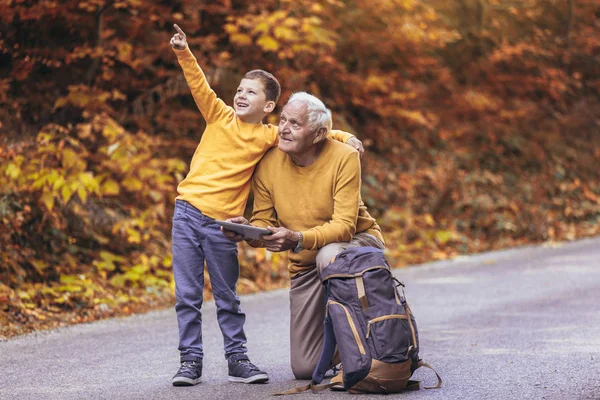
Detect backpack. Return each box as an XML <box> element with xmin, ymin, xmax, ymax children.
<box><xmin>275</xmin><ymin>246</ymin><xmax>441</xmax><ymax>395</ymax></box>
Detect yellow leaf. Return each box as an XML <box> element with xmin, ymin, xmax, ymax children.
<box><xmin>101</xmin><ymin>179</ymin><xmax>120</xmax><ymax>196</ymax></box>
<box><xmin>122</xmin><ymin>176</ymin><xmax>144</xmax><ymax>191</ymax></box>
<box><xmin>53</xmin><ymin>96</ymin><xmax>68</xmax><ymax>111</ymax></box>
<box><xmin>52</xmin><ymin>175</ymin><xmax>65</xmax><ymax>190</ymax></box>
<box><xmin>230</xmin><ymin>33</ymin><xmax>253</xmax><ymax>46</ymax></box>
<box><xmin>257</xmin><ymin>35</ymin><xmax>279</xmax><ymax>51</ymax></box>
<box><xmin>365</xmin><ymin>75</ymin><xmax>388</xmax><ymax>93</ymax></box>
<box><xmin>424</xmin><ymin>214</ymin><xmax>435</xmax><ymax>226</ymax></box>
<box><xmin>396</xmin><ymin>109</ymin><xmax>430</xmax><ymax>127</ymax></box>
<box><xmin>5</xmin><ymin>163</ymin><xmax>20</xmax><ymax>179</ymax></box>
<box><xmin>79</xmin><ymin>172</ymin><xmax>98</xmax><ymax>192</ymax></box>
<box><xmin>223</xmin><ymin>23</ymin><xmax>238</xmax><ymax>35</ymax></box>
<box><xmin>62</xmin><ymin>148</ymin><xmax>79</xmax><ymax>169</ymax></box>
<box><xmin>77</xmin><ymin>187</ymin><xmax>88</xmax><ymax>204</ymax></box>
<box><xmin>127</xmin><ymin>228</ymin><xmax>141</xmax><ymax>244</ymax></box>
<box><xmin>41</xmin><ymin>191</ymin><xmax>54</xmax><ymax>211</ymax></box>
<box><xmin>30</xmin><ymin>260</ymin><xmax>48</xmax><ymax>274</ymax></box>
<box><xmin>253</xmin><ymin>21</ymin><xmax>270</xmax><ymax>34</ymax></box>
<box><xmin>18</xmin><ymin>290</ymin><xmax>31</xmax><ymax>300</ymax></box>
<box><xmin>62</xmin><ymin>185</ymin><xmax>75</xmax><ymax>203</ymax></box>
<box><xmin>273</xmin><ymin>26</ymin><xmax>295</xmax><ymax>41</ymax></box>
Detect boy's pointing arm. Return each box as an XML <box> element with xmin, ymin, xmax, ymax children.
<box><xmin>170</xmin><ymin>24</ymin><xmax>232</xmax><ymax>123</ymax></box>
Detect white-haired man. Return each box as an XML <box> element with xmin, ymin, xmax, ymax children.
<box><xmin>224</xmin><ymin>92</ymin><xmax>385</xmax><ymax>379</ymax></box>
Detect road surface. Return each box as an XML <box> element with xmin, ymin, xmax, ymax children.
<box><xmin>1</xmin><ymin>237</ymin><xmax>599</xmax><ymax>399</ymax></box>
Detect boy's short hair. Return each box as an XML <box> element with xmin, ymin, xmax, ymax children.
<box><xmin>244</xmin><ymin>70</ymin><xmax>281</xmax><ymax>104</ymax></box>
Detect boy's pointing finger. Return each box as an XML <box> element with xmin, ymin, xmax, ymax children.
<box><xmin>174</xmin><ymin>24</ymin><xmax>185</xmax><ymax>37</ymax></box>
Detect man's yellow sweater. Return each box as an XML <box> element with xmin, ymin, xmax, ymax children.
<box><xmin>250</xmin><ymin>139</ymin><xmax>384</xmax><ymax>275</ymax></box>
<box><xmin>173</xmin><ymin>47</ymin><xmax>354</xmax><ymax>220</ymax></box>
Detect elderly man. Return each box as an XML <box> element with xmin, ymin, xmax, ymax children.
<box><xmin>224</xmin><ymin>92</ymin><xmax>385</xmax><ymax>379</ymax></box>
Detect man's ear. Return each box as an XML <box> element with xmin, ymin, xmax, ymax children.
<box><xmin>313</xmin><ymin>127</ymin><xmax>328</xmax><ymax>144</ymax></box>
<box><xmin>263</xmin><ymin>101</ymin><xmax>276</xmax><ymax>113</ymax></box>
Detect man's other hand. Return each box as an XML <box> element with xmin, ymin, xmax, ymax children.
<box><xmin>347</xmin><ymin>137</ymin><xmax>364</xmax><ymax>157</ymax></box>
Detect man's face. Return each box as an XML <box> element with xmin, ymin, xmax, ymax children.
<box><xmin>234</xmin><ymin>79</ymin><xmax>273</xmax><ymax>122</ymax></box>
<box><xmin>278</xmin><ymin>101</ymin><xmax>320</xmax><ymax>155</ymax></box>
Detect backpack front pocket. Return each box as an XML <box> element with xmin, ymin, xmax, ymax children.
<box><xmin>365</xmin><ymin>314</ymin><xmax>411</xmax><ymax>363</ymax></box>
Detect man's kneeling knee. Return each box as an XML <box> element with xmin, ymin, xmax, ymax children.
<box><xmin>291</xmin><ymin>363</ymin><xmax>315</xmax><ymax>380</ymax></box>
<box><xmin>316</xmin><ymin>242</ymin><xmax>345</xmax><ymax>273</ymax></box>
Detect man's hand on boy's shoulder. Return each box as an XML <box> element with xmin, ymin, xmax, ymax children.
<box><xmin>347</xmin><ymin>137</ymin><xmax>364</xmax><ymax>157</ymax></box>
<box><xmin>170</xmin><ymin>24</ymin><xmax>187</xmax><ymax>50</ymax></box>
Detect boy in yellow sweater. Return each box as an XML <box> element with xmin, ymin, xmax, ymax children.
<box><xmin>168</xmin><ymin>25</ymin><xmax>361</xmax><ymax>386</ymax></box>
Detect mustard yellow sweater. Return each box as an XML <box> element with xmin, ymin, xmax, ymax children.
<box><xmin>173</xmin><ymin>47</ymin><xmax>354</xmax><ymax>220</ymax></box>
<box><xmin>250</xmin><ymin>139</ymin><xmax>384</xmax><ymax>275</ymax></box>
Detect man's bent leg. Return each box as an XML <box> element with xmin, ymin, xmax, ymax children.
<box><xmin>316</xmin><ymin>232</ymin><xmax>385</xmax><ymax>274</ymax></box>
<box><xmin>289</xmin><ymin>267</ymin><xmax>325</xmax><ymax>379</ymax></box>
<box><xmin>315</xmin><ymin>242</ymin><xmax>346</xmax><ymax>273</ymax></box>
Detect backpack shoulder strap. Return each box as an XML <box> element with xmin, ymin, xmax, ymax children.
<box><xmin>417</xmin><ymin>360</ymin><xmax>443</xmax><ymax>389</ymax></box>
<box><xmin>272</xmin><ymin>382</ymin><xmax>338</xmax><ymax>396</ymax></box>
<box><xmin>310</xmin><ymin>308</ymin><xmax>337</xmax><ymax>384</ymax></box>
<box><xmin>272</xmin><ymin>383</ymin><xmax>313</xmax><ymax>396</ymax></box>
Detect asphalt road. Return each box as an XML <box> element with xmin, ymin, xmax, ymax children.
<box><xmin>1</xmin><ymin>237</ymin><xmax>599</xmax><ymax>400</ymax></box>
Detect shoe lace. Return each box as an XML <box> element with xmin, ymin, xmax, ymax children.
<box><xmin>178</xmin><ymin>361</ymin><xmax>199</xmax><ymax>374</ymax></box>
<box><xmin>331</xmin><ymin>363</ymin><xmax>342</xmax><ymax>375</ymax></box>
<box><xmin>235</xmin><ymin>359</ymin><xmax>260</xmax><ymax>372</ymax></box>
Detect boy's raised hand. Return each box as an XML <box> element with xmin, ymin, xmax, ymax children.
<box><xmin>170</xmin><ymin>24</ymin><xmax>187</xmax><ymax>50</ymax></box>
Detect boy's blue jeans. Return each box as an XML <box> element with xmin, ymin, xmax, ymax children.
<box><xmin>172</xmin><ymin>200</ymin><xmax>247</xmax><ymax>361</ymax></box>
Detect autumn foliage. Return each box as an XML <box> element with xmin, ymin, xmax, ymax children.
<box><xmin>1</xmin><ymin>0</ymin><xmax>599</xmax><ymax>338</ymax></box>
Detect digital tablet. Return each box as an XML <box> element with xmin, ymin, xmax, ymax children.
<box><xmin>216</xmin><ymin>220</ymin><xmax>272</xmax><ymax>240</ymax></box>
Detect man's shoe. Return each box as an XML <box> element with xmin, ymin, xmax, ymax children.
<box><xmin>329</xmin><ymin>371</ymin><xmax>345</xmax><ymax>391</ymax></box>
<box><xmin>329</xmin><ymin>364</ymin><xmax>345</xmax><ymax>391</ymax></box>
<box><xmin>172</xmin><ymin>358</ymin><xmax>202</xmax><ymax>386</ymax></box>
<box><xmin>227</xmin><ymin>353</ymin><xmax>269</xmax><ymax>384</ymax></box>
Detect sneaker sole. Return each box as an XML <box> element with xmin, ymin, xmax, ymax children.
<box><xmin>228</xmin><ymin>373</ymin><xmax>269</xmax><ymax>384</ymax></box>
<box><xmin>172</xmin><ymin>377</ymin><xmax>202</xmax><ymax>386</ymax></box>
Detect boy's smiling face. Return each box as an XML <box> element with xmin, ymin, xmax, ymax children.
<box><xmin>234</xmin><ymin>79</ymin><xmax>275</xmax><ymax>123</ymax></box>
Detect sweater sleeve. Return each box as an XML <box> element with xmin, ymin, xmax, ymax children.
<box><xmin>173</xmin><ymin>46</ymin><xmax>233</xmax><ymax>124</ymax></box>
<box><xmin>301</xmin><ymin>152</ymin><xmax>360</xmax><ymax>250</ymax></box>
<box><xmin>247</xmin><ymin>164</ymin><xmax>279</xmax><ymax>247</ymax></box>
<box><xmin>327</xmin><ymin>129</ymin><xmax>355</xmax><ymax>143</ymax></box>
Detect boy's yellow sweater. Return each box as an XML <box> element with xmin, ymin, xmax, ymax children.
<box><xmin>174</xmin><ymin>47</ymin><xmax>354</xmax><ymax>220</ymax></box>
<box><xmin>249</xmin><ymin>139</ymin><xmax>384</xmax><ymax>275</ymax></box>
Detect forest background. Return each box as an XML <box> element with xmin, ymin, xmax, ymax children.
<box><xmin>1</xmin><ymin>0</ymin><xmax>599</xmax><ymax>339</ymax></box>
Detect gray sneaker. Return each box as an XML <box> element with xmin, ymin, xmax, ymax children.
<box><xmin>227</xmin><ymin>353</ymin><xmax>269</xmax><ymax>384</ymax></box>
<box><xmin>172</xmin><ymin>358</ymin><xmax>202</xmax><ymax>386</ymax></box>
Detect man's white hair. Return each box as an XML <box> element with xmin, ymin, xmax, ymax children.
<box><xmin>287</xmin><ymin>92</ymin><xmax>333</xmax><ymax>133</ymax></box>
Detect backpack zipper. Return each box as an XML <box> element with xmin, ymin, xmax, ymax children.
<box><xmin>365</xmin><ymin>314</ymin><xmax>408</xmax><ymax>338</ymax></box>
<box><xmin>328</xmin><ymin>300</ymin><xmax>366</xmax><ymax>355</ymax></box>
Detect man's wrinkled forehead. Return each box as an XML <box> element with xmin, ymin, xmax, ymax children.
<box><xmin>282</xmin><ymin>101</ymin><xmax>308</xmax><ymax>121</ymax></box>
